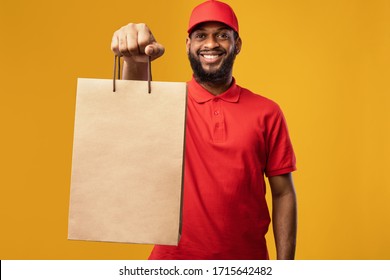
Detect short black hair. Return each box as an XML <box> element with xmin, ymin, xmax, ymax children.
<box><xmin>233</xmin><ymin>31</ymin><xmax>239</xmax><ymax>40</ymax></box>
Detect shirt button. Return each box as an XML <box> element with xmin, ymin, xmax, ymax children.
<box><xmin>214</xmin><ymin>111</ymin><xmax>219</xmax><ymax>115</ymax></box>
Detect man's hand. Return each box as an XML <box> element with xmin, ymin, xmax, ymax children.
<box><xmin>111</xmin><ymin>23</ymin><xmax>165</xmax><ymax>80</ymax></box>
<box><xmin>111</xmin><ymin>23</ymin><xmax>164</xmax><ymax>62</ymax></box>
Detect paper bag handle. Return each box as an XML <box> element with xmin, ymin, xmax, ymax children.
<box><xmin>113</xmin><ymin>55</ymin><xmax>152</xmax><ymax>94</ymax></box>
<box><xmin>113</xmin><ymin>55</ymin><xmax>121</xmax><ymax>92</ymax></box>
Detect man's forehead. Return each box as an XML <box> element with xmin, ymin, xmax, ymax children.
<box><xmin>191</xmin><ymin>21</ymin><xmax>233</xmax><ymax>33</ymax></box>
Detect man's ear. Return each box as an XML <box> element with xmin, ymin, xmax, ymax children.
<box><xmin>186</xmin><ymin>37</ymin><xmax>191</xmax><ymax>54</ymax></box>
<box><xmin>235</xmin><ymin>37</ymin><xmax>242</xmax><ymax>54</ymax></box>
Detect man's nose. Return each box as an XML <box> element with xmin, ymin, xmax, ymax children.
<box><xmin>203</xmin><ymin>35</ymin><xmax>220</xmax><ymax>49</ymax></box>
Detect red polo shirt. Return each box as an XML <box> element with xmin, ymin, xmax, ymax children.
<box><xmin>149</xmin><ymin>77</ymin><xmax>296</xmax><ymax>260</ymax></box>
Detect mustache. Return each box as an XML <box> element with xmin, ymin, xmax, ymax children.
<box><xmin>197</xmin><ymin>48</ymin><xmax>226</xmax><ymax>55</ymax></box>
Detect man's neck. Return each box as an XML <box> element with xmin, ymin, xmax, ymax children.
<box><xmin>195</xmin><ymin>76</ymin><xmax>233</xmax><ymax>96</ymax></box>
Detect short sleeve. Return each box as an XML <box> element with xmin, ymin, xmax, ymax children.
<box><xmin>264</xmin><ymin>107</ymin><xmax>296</xmax><ymax>177</ymax></box>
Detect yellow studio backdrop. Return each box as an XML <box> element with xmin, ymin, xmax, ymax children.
<box><xmin>0</xmin><ymin>0</ymin><xmax>389</xmax><ymax>260</ymax></box>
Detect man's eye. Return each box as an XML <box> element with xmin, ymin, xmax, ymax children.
<box><xmin>217</xmin><ymin>33</ymin><xmax>230</xmax><ymax>39</ymax></box>
<box><xmin>195</xmin><ymin>33</ymin><xmax>206</xmax><ymax>39</ymax></box>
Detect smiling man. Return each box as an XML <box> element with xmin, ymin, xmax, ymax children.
<box><xmin>111</xmin><ymin>0</ymin><xmax>297</xmax><ymax>260</ymax></box>
<box><xmin>187</xmin><ymin>22</ymin><xmax>241</xmax><ymax>92</ymax></box>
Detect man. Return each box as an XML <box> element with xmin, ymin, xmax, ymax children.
<box><xmin>111</xmin><ymin>0</ymin><xmax>297</xmax><ymax>260</ymax></box>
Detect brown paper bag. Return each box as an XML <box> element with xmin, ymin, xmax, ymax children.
<box><xmin>68</xmin><ymin>78</ymin><xmax>187</xmax><ymax>246</ymax></box>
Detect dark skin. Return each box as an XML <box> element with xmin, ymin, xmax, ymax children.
<box><xmin>111</xmin><ymin>22</ymin><xmax>297</xmax><ymax>260</ymax></box>
<box><xmin>185</xmin><ymin>22</ymin><xmax>242</xmax><ymax>95</ymax></box>
<box><xmin>269</xmin><ymin>173</ymin><xmax>297</xmax><ymax>259</ymax></box>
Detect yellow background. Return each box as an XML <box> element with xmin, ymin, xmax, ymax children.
<box><xmin>1</xmin><ymin>0</ymin><xmax>389</xmax><ymax>259</ymax></box>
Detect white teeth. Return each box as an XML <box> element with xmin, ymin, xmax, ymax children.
<box><xmin>203</xmin><ymin>55</ymin><xmax>219</xmax><ymax>59</ymax></box>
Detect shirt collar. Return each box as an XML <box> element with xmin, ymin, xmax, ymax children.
<box><xmin>187</xmin><ymin>76</ymin><xmax>241</xmax><ymax>103</ymax></box>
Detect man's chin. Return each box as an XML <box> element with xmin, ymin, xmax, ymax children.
<box><xmin>200</xmin><ymin>66</ymin><xmax>220</xmax><ymax>75</ymax></box>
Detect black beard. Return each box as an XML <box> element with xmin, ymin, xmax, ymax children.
<box><xmin>188</xmin><ymin>47</ymin><xmax>237</xmax><ymax>85</ymax></box>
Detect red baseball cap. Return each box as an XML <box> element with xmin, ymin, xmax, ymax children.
<box><xmin>188</xmin><ymin>0</ymin><xmax>239</xmax><ymax>34</ymax></box>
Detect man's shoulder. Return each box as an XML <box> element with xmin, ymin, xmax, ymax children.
<box><xmin>238</xmin><ymin>85</ymin><xmax>281</xmax><ymax>112</ymax></box>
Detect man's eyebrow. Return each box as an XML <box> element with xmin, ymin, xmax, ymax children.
<box><xmin>194</xmin><ymin>27</ymin><xmax>231</xmax><ymax>32</ymax></box>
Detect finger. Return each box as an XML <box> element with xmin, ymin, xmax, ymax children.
<box><xmin>145</xmin><ymin>43</ymin><xmax>165</xmax><ymax>60</ymax></box>
<box><xmin>116</xmin><ymin>29</ymin><xmax>130</xmax><ymax>57</ymax></box>
<box><xmin>137</xmin><ymin>24</ymin><xmax>164</xmax><ymax>59</ymax></box>
<box><xmin>114</xmin><ymin>23</ymin><xmax>139</xmax><ymax>57</ymax></box>
<box><xmin>137</xmin><ymin>24</ymin><xmax>154</xmax><ymax>53</ymax></box>
<box><xmin>111</xmin><ymin>33</ymin><xmax>122</xmax><ymax>56</ymax></box>
<box><xmin>125</xmin><ymin>29</ymin><xmax>140</xmax><ymax>57</ymax></box>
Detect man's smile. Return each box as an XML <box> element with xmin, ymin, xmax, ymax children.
<box><xmin>199</xmin><ymin>51</ymin><xmax>225</xmax><ymax>64</ymax></box>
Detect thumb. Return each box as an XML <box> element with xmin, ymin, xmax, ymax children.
<box><xmin>145</xmin><ymin>42</ymin><xmax>165</xmax><ymax>60</ymax></box>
